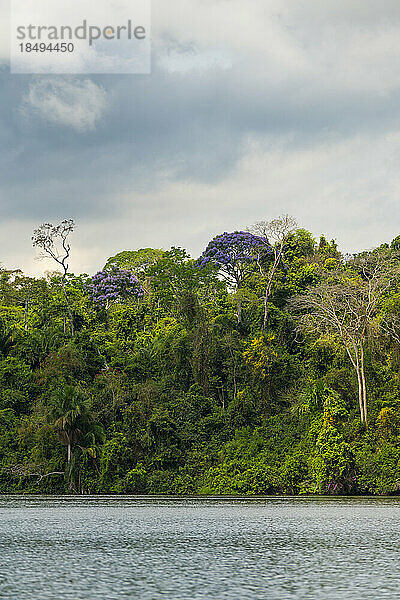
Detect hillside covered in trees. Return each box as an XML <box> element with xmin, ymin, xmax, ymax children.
<box><xmin>1</xmin><ymin>216</ymin><xmax>400</xmax><ymax>495</ymax></box>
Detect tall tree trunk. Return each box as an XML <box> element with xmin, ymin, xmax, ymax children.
<box><xmin>228</xmin><ymin>347</ymin><xmax>238</xmax><ymax>397</ymax></box>
<box><xmin>356</xmin><ymin>366</ymin><xmax>365</xmax><ymax>424</ymax></box>
<box><xmin>263</xmin><ymin>293</ymin><xmax>269</xmax><ymax>331</ymax></box>
<box><xmin>346</xmin><ymin>344</ymin><xmax>365</xmax><ymax>423</ymax></box>
<box><xmin>67</xmin><ymin>442</ymin><xmax>71</xmax><ymax>464</ymax></box>
<box><xmin>262</xmin><ymin>274</ymin><xmax>274</xmax><ymax>331</ymax></box>
<box><xmin>217</xmin><ymin>386</ymin><xmax>225</xmax><ymax>410</ymax></box>
<box><xmin>237</xmin><ymin>293</ymin><xmax>242</xmax><ymax>324</ymax></box>
<box><xmin>360</xmin><ymin>345</ymin><xmax>368</xmax><ymax>426</ymax></box>
<box><xmin>262</xmin><ymin>253</ymin><xmax>280</xmax><ymax>331</ymax></box>
<box><xmin>61</xmin><ymin>277</ymin><xmax>74</xmax><ymax>337</ymax></box>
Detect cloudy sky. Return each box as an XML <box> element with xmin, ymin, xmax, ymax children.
<box><xmin>2</xmin><ymin>0</ymin><xmax>400</xmax><ymax>275</ymax></box>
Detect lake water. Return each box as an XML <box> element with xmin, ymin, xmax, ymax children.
<box><xmin>0</xmin><ymin>496</ymin><xmax>399</xmax><ymax>599</ymax></box>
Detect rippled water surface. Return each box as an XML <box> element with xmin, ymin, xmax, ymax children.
<box><xmin>0</xmin><ymin>496</ymin><xmax>400</xmax><ymax>599</ymax></box>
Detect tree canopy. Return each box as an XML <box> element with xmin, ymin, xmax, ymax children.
<box><xmin>1</xmin><ymin>217</ymin><xmax>400</xmax><ymax>496</ymax></box>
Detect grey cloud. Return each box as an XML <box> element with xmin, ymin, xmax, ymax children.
<box><xmin>23</xmin><ymin>78</ymin><xmax>108</xmax><ymax>132</ymax></box>
<box><xmin>1</xmin><ymin>1</ymin><xmax>400</xmax><ymax>272</ymax></box>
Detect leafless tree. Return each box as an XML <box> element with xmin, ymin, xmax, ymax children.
<box><xmin>251</xmin><ymin>214</ymin><xmax>297</xmax><ymax>330</ymax></box>
<box><xmin>1</xmin><ymin>463</ymin><xmax>64</xmax><ymax>481</ymax></box>
<box><xmin>290</xmin><ymin>250</ymin><xmax>400</xmax><ymax>424</ymax></box>
<box><xmin>380</xmin><ymin>314</ymin><xmax>400</xmax><ymax>347</ymax></box>
<box><xmin>32</xmin><ymin>219</ymin><xmax>75</xmax><ymax>336</ymax></box>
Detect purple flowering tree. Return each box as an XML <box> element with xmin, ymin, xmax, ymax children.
<box><xmin>88</xmin><ymin>268</ymin><xmax>144</xmax><ymax>310</ymax></box>
<box><xmin>197</xmin><ymin>231</ymin><xmax>272</xmax><ymax>322</ymax></box>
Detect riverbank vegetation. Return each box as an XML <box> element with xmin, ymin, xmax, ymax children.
<box><xmin>1</xmin><ymin>216</ymin><xmax>400</xmax><ymax>495</ymax></box>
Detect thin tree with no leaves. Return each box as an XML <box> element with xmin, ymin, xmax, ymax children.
<box><xmin>32</xmin><ymin>219</ymin><xmax>75</xmax><ymax>336</ymax></box>
<box><xmin>290</xmin><ymin>250</ymin><xmax>400</xmax><ymax>425</ymax></box>
<box><xmin>251</xmin><ymin>214</ymin><xmax>297</xmax><ymax>330</ymax></box>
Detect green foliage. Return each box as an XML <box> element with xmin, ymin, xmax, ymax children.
<box><xmin>310</xmin><ymin>417</ymin><xmax>356</xmax><ymax>494</ymax></box>
<box><xmin>1</xmin><ymin>234</ymin><xmax>400</xmax><ymax>495</ymax></box>
<box><xmin>104</xmin><ymin>248</ymin><xmax>164</xmax><ymax>274</ymax></box>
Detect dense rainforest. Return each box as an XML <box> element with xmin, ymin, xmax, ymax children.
<box><xmin>1</xmin><ymin>216</ymin><xmax>400</xmax><ymax>496</ymax></box>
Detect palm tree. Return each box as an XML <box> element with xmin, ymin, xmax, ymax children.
<box><xmin>49</xmin><ymin>385</ymin><xmax>91</xmax><ymax>465</ymax></box>
<box><xmin>73</xmin><ymin>426</ymin><xmax>105</xmax><ymax>493</ymax></box>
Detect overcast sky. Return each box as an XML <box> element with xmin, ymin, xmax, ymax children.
<box><xmin>2</xmin><ymin>0</ymin><xmax>400</xmax><ymax>275</ymax></box>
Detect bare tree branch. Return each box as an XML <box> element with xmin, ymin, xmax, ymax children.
<box><xmin>289</xmin><ymin>249</ymin><xmax>400</xmax><ymax>424</ymax></box>
<box><xmin>250</xmin><ymin>214</ymin><xmax>298</xmax><ymax>330</ymax></box>
<box><xmin>32</xmin><ymin>220</ymin><xmax>75</xmax><ymax>335</ymax></box>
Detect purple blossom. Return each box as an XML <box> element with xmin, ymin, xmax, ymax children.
<box><xmin>197</xmin><ymin>231</ymin><xmax>272</xmax><ymax>287</ymax></box>
<box><xmin>88</xmin><ymin>268</ymin><xmax>144</xmax><ymax>308</ymax></box>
